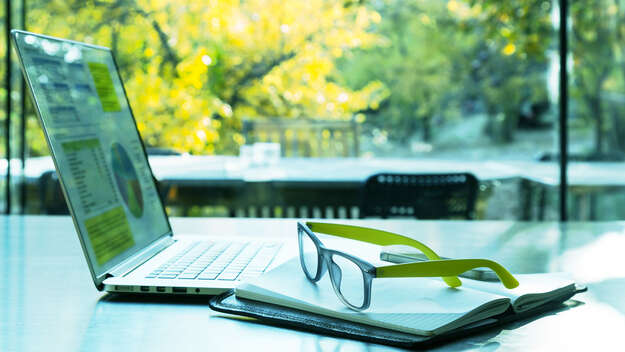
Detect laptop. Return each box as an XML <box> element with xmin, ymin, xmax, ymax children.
<box><xmin>11</xmin><ymin>30</ymin><xmax>293</xmax><ymax>295</ymax></box>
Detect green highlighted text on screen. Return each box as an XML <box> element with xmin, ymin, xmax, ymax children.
<box><xmin>85</xmin><ymin>206</ymin><xmax>135</xmax><ymax>265</ymax></box>
<box><xmin>87</xmin><ymin>62</ymin><xmax>121</xmax><ymax>112</ymax></box>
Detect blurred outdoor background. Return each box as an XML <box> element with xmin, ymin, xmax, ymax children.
<box><xmin>2</xmin><ymin>0</ymin><xmax>625</xmax><ymax>220</ymax></box>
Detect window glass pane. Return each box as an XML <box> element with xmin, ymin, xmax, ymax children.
<box><xmin>24</xmin><ymin>1</ymin><xmax>559</xmax><ymax>219</ymax></box>
<box><xmin>569</xmin><ymin>2</ymin><xmax>625</xmax><ymax>220</ymax></box>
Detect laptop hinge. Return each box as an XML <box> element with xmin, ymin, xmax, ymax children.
<box><xmin>106</xmin><ymin>235</ymin><xmax>175</xmax><ymax>278</ymax></box>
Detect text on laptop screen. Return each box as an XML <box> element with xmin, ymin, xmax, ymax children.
<box><xmin>13</xmin><ymin>32</ymin><xmax>171</xmax><ymax>277</ymax></box>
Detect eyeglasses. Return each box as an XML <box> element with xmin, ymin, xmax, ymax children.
<box><xmin>297</xmin><ymin>222</ymin><xmax>519</xmax><ymax>311</ymax></box>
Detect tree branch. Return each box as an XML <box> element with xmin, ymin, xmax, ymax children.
<box><xmin>132</xmin><ymin>7</ymin><xmax>181</xmax><ymax>70</ymax></box>
<box><xmin>226</xmin><ymin>51</ymin><xmax>296</xmax><ymax>108</ymax></box>
<box><xmin>69</xmin><ymin>0</ymin><xmax>181</xmax><ymax>71</ymax></box>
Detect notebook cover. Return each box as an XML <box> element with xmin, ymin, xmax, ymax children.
<box><xmin>208</xmin><ymin>286</ymin><xmax>586</xmax><ymax>349</ymax></box>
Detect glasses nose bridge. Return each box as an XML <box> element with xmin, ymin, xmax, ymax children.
<box><xmin>320</xmin><ymin>247</ymin><xmax>343</xmax><ymax>267</ymax></box>
<box><xmin>322</xmin><ymin>248</ymin><xmax>349</xmax><ymax>268</ymax></box>
<box><xmin>318</xmin><ymin>246</ymin><xmax>332</xmax><ymax>260</ymax></box>
<box><xmin>328</xmin><ymin>259</ymin><xmax>342</xmax><ymax>285</ymax></box>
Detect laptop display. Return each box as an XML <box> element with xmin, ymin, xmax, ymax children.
<box><xmin>12</xmin><ymin>31</ymin><xmax>171</xmax><ymax>278</ymax></box>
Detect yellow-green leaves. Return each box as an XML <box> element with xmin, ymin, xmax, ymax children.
<box><xmin>29</xmin><ymin>0</ymin><xmax>389</xmax><ymax>155</ymax></box>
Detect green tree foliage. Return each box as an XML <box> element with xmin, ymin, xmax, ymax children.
<box><xmin>26</xmin><ymin>0</ymin><xmax>389</xmax><ymax>155</ymax></box>
<box><xmin>570</xmin><ymin>0</ymin><xmax>623</xmax><ymax>154</ymax></box>
<box><xmin>463</xmin><ymin>1</ymin><xmax>553</xmax><ymax>143</ymax></box>
<box><xmin>340</xmin><ymin>0</ymin><xmax>554</xmax><ymax>146</ymax></box>
<box><xmin>339</xmin><ymin>0</ymin><xmax>466</xmax><ymax>143</ymax></box>
<box><xmin>25</xmin><ymin>0</ymin><xmax>624</xmax><ymax>157</ymax></box>
<box><xmin>476</xmin><ymin>0</ymin><xmax>625</xmax><ymax>156</ymax></box>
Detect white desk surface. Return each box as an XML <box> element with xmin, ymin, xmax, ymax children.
<box><xmin>2</xmin><ymin>216</ymin><xmax>624</xmax><ymax>351</ymax></box>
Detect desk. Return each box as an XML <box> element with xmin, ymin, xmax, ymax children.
<box><xmin>2</xmin><ymin>216</ymin><xmax>625</xmax><ymax>351</ymax></box>
<box><xmin>514</xmin><ymin>161</ymin><xmax>625</xmax><ymax>220</ymax></box>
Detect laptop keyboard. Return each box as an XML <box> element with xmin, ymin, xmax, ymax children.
<box><xmin>145</xmin><ymin>241</ymin><xmax>281</xmax><ymax>281</ymax></box>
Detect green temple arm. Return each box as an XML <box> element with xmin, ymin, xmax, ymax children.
<box><xmin>376</xmin><ymin>259</ymin><xmax>520</xmax><ymax>289</ymax></box>
<box><xmin>306</xmin><ymin>222</ymin><xmax>462</xmax><ymax>287</ymax></box>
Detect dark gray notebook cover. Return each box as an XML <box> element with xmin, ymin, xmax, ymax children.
<box><xmin>208</xmin><ymin>286</ymin><xmax>585</xmax><ymax>349</ymax></box>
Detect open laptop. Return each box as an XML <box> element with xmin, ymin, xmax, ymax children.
<box><xmin>11</xmin><ymin>30</ymin><xmax>293</xmax><ymax>295</ymax></box>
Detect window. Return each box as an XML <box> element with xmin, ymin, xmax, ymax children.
<box><xmin>5</xmin><ymin>1</ymin><xmax>622</xmax><ymax>221</ymax></box>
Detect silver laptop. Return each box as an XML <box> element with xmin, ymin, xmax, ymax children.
<box><xmin>11</xmin><ymin>30</ymin><xmax>292</xmax><ymax>295</ymax></box>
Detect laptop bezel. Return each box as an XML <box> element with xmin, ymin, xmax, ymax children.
<box><xmin>10</xmin><ymin>29</ymin><xmax>175</xmax><ymax>289</ymax></box>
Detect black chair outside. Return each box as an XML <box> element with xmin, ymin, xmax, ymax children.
<box><xmin>38</xmin><ymin>170</ymin><xmax>69</xmax><ymax>215</ymax></box>
<box><xmin>38</xmin><ymin>171</ymin><xmax>172</xmax><ymax>215</ymax></box>
<box><xmin>360</xmin><ymin>173</ymin><xmax>479</xmax><ymax>219</ymax></box>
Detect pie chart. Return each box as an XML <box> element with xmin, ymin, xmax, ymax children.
<box><xmin>111</xmin><ymin>143</ymin><xmax>144</xmax><ymax>218</ymax></box>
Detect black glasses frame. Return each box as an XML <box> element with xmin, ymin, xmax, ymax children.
<box><xmin>297</xmin><ymin>222</ymin><xmax>376</xmax><ymax>310</ymax></box>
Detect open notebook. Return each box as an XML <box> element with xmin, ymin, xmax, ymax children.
<box><xmin>234</xmin><ymin>258</ymin><xmax>578</xmax><ymax>336</ymax></box>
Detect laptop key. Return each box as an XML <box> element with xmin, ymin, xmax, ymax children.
<box><xmin>162</xmin><ymin>270</ymin><xmax>184</xmax><ymax>275</ymax></box>
<box><xmin>178</xmin><ymin>273</ymin><xmax>198</xmax><ymax>279</ymax></box>
<box><xmin>197</xmin><ymin>272</ymin><xmax>219</xmax><ymax>280</ymax></box>
<box><xmin>217</xmin><ymin>272</ymin><xmax>239</xmax><ymax>281</ymax></box>
<box><xmin>158</xmin><ymin>274</ymin><xmax>178</xmax><ymax>279</ymax></box>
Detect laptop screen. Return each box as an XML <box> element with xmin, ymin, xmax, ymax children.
<box><xmin>12</xmin><ymin>31</ymin><xmax>172</xmax><ymax>278</ymax></box>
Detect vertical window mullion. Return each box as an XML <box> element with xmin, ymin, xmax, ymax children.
<box><xmin>559</xmin><ymin>0</ymin><xmax>569</xmax><ymax>222</ymax></box>
<box><xmin>19</xmin><ymin>0</ymin><xmax>26</xmax><ymax>214</ymax></box>
<box><xmin>4</xmin><ymin>0</ymin><xmax>12</xmax><ymax>214</ymax></box>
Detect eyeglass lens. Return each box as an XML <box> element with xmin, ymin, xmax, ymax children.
<box><xmin>330</xmin><ymin>254</ymin><xmax>366</xmax><ymax>308</ymax></box>
<box><xmin>298</xmin><ymin>227</ymin><xmax>319</xmax><ymax>279</ymax></box>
